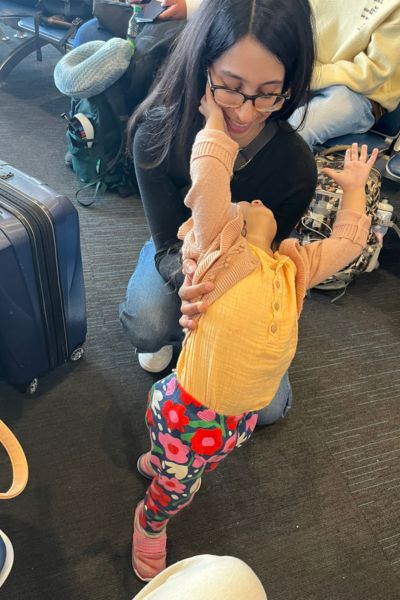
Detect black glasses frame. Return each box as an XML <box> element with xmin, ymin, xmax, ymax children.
<box><xmin>207</xmin><ymin>71</ymin><xmax>290</xmax><ymax>113</ymax></box>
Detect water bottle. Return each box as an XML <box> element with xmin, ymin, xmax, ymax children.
<box><xmin>127</xmin><ymin>3</ymin><xmax>144</xmax><ymax>49</ymax></box>
<box><xmin>373</xmin><ymin>198</ymin><xmax>394</xmax><ymax>241</ymax></box>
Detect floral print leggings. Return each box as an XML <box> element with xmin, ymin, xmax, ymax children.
<box><xmin>140</xmin><ymin>372</ymin><xmax>258</xmax><ymax>534</ymax></box>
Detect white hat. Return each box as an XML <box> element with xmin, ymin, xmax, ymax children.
<box><xmin>132</xmin><ymin>555</ymin><xmax>267</xmax><ymax>600</ymax></box>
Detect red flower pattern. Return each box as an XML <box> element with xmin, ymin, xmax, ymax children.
<box><xmin>150</xmin><ymin>481</ymin><xmax>172</xmax><ymax>507</ymax></box>
<box><xmin>226</xmin><ymin>415</ymin><xmax>241</xmax><ymax>430</ymax></box>
<box><xmin>146</xmin><ymin>406</ymin><xmax>155</xmax><ymax>427</ymax></box>
<box><xmin>161</xmin><ymin>400</ymin><xmax>189</xmax><ymax>432</ymax></box>
<box><xmin>177</xmin><ymin>383</ymin><xmax>202</xmax><ymax>407</ymax></box>
<box><xmin>143</xmin><ymin>375</ymin><xmax>257</xmax><ymax>531</ymax></box>
<box><xmin>190</xmin><ymin>428</ymin><xmax>223</xmax><ymax>456</ymax></box>
<box><xmin>205</xmin><ymin>462</ymin><xmax>219</xmax><ymax>472</ymax></box>
<box><xmin>145</xmin><ymin>494</ymin><xmax>160</xmax><ymax>515</ymax></box>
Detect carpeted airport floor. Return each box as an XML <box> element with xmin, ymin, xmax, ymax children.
<box><xmin>0</xmin><ymin>38</ymin><xmax>400</xmax><ymax>600</ymax></box>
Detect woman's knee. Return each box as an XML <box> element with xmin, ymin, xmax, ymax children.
<box><xmin>257</xmin><ymin>373</ymin><xmax>293</xmax><ymax>426</ymax></box>
<box><xmin>119</xmin><ymin>241</ymin><xmax>182</xmax><ymax>351</ymax></box>
<box><xmin>73</xmin><ymin>18</ymin><xmax>112</xmax><ymax>47</ymax></box>
<box><xmin>119</xmin><ymin>300</ymin><xmax>180</xmax><ymax>351</ymax></box>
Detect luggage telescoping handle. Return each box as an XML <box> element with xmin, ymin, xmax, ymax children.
<box><xmin>0</xmin><ymin>421</ymin><xmax>29</xmax><ymax>500</ymax></box>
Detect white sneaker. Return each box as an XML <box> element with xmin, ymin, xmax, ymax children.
<box><xmin>137</xmin><ymin>345</ymin><xmax>173</xmax><ymax>373</ymax></box>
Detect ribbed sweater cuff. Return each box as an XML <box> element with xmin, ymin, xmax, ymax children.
<box><xmin>191</xmin><ymin>129</ymin><xmax>239</xmax><ymax>175</ymax></box>
<box><xmin>331</xmin><ymin>210</ymin><xmax>371</xmax><ymax>246</ymax></box>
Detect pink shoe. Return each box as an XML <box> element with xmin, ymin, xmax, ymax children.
<box><xmin>137</xmin><ymin>452</ymin><xmax>157</xmax><ymax>480</ymax></box>
<box><xmin>132</xmin><ymin>501</ymin><xmax>167</xmax><ymax>581</ymax></box>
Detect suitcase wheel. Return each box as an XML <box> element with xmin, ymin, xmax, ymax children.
<box><xmin>25</xmin><ymin>378</ymin><xmax>39</xmax><ymax>395</ymax></box>
<box><xmin>69</xmin><ymin>346</ymin><xmax>85</xmax><ymax>362</ymax></box>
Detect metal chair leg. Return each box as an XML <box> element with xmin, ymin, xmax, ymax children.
<box><xmin>0</xmin><ymin>35</ymin><xmax>48</xmax><ymax>84</ymax></box>
<box><xmin>0</xmin><ymin>23</ymin><xmax>10</xmax><ymax>41</ymax></box>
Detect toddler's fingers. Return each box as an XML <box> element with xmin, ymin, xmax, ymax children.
<box><xmin>179</xmin><ymin>315</ymin><xmax>197</xmax><ymax>331</ymax></box>
<box><xmin>351</xmin><ymin>142</ymin><xmax>358</xmax><ymax>160</ymax></box>
<box><xmin>367</xmin><ymin>147</ymin><xmax>379</xmax><ymax>167</ymax></box>
<box><xmin>182</xmin><ymin>258</ymin><xmax>197</xmax><ymax>276</ymax></box>
<box><xmin>343</xmin><ymin>147</ymin><xmax>351</xmax><ymax>166</ymax></box>
<box><xmin>320</xmin><ymin>167</ymin><xmax>339</xmax><ymax>179</ymax></box>
<box><xmin>360</xmin><ymin>144</ymin><xmax>368</xmax><ymax>163</ymax></box>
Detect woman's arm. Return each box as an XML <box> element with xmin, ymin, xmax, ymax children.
<box><xmin>133</xmin><ymin>120</ymin><xmax>190</xmax><ymax>283</ymax></box>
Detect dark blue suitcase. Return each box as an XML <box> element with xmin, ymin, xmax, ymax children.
<box><xmin>0</xmin><ymin>160</ymin><xmax>86</xmax><ymax>394</ymax></box>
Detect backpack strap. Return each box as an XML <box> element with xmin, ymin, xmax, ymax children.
<box><xmin>0</xmin><ymin>421</ymin><xmax>29</xmax><ymax>500</ymax></box>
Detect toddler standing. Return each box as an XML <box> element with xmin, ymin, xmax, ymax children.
<box><xmin>132</xmin><ymin>84</ymin><xmax>378</xmax><ymax>581</ymax></box>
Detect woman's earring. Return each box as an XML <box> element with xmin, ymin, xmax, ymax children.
<box><xmin>241</xmin><ymin>220</ymin><xmax>247</xmax><ymax>237</ymax></box>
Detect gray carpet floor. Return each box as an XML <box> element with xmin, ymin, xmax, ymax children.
<box><xmin>0</xmin><ymin>39</ymin><xmax>399</xmax><ymax>600</ymax></box>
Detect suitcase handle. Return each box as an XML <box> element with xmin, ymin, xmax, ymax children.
<box><xmin>0</xmin><ymin>421</ymin><xmax>29</xmax><ymax>500</ymax></box>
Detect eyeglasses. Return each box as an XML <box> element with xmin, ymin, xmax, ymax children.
<box><xmin>207</xmin><ymin>71</ymin><xmax>290</xmax><ymax>114</ymax></box>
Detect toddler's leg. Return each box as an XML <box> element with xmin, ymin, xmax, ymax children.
<box><xmin>203</xmin><ymin>411</ymin><xmax>259</xmax><ymax>473</ymax></box>
<box><xmin>133</xmin><ymin>374</ymin><xmax>259</xmax><ymax>580</ymax></box>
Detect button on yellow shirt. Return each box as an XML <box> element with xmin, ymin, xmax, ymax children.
<box><xmin>176</xmin><ymin>245</ymin><xmax>299</xmax><ymax>416</ymax></box>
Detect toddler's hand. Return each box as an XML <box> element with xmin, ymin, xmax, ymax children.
<box><xmin>321</xmin><ymin>143</ymin><xmax>379</xmax><ymax>191</ymax></box>
<box><xmin>158</xmin><ymin>0</ymin><xmax>187</xmax><ymax>20</ymax></box>
<box><xmin>199</xmin><ymin>83</ymin><xmax>227</xmax><ymax>133</ymax></box>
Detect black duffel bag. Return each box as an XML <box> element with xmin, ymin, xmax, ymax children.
<box><xmin>36</xmin><ymin>0</ymin><xmax>93</xmax><ymax>21</ymax></box>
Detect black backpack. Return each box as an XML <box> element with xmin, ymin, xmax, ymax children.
<box><xmin>65</xmin><ymin>77</ymin><xmax>136</xmax><ymax>206</ymax></box>
<box><xmin>63</xmin><ymin>21</ymin><xmax>186</xmax><ymax>206</ymax></box>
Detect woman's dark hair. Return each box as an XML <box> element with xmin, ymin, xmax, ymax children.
<box><xmin>127</xmin><ymin>0</ymin><xmax>315</xmax><ymax>167</ymax></box>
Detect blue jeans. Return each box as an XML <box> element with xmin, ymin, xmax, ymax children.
<box><xmin>73</xmin><ymin>17</ymin><xmax>113</xmax><ymax>47</ymax></box>
<box><xmin>288</xmin><ymin>85</ymin><xmax>375</xmax><ymax>148</ymax></box>
<box><xmin>119</xmin><ymin>240</ymin><xmax>184</xmax><ymax>353</ymax></box>
<box><xmin>256</xmin><ymin>372</ymin><xmax>293</xmax><ymax>426</ymax></box>
<box><xmin>119</xmin><ymin>240</ymin><xmax>293</xmax><ymax>425</ymax></box>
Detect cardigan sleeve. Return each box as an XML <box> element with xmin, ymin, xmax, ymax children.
<box><xmin>178</xmin><ymin>129</ymin><xmax>240</xmax><ymax>253</ymax></box>
<box><xmin>280</xmin><ymin>209</ymin><xmax>371</xmax><ymax>291</ymax></box>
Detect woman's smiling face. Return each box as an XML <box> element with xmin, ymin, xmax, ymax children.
<box><xmin>210</xmin><ymin>35</ymin><xmax>286</xmax><ymax>147</ymax></box>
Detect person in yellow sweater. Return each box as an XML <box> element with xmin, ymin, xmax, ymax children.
<box><xmin>131</xmin><ymin>82</ymin><xmax>378</xmax><ymax>581</ymax></box>
<box><xmin>288</xmin><ymin>0</ymin><xmax>400</xmax><ymax>147</ymax></box>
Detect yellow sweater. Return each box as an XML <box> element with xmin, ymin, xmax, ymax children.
<box><xmin>310</xmin><ymin>0</ymin><xmax>400</xmax><ymax>111</ymax></box>
<box><xmin>177</xmin><ymin>244</ymin><xmax>299</xmax><ymax>415</ymax></box>
<box><xmin>176</xmin><ymin>130</ymin><xmax>371</xmax><ymax>416</ymax></box>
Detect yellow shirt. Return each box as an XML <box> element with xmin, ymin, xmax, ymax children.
<box><xmin>176</xmin><ymin>245</ymin><xmax>298</xmax><ymax>416</ymax></box>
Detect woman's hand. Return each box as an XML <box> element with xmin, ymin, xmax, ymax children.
<box><xmin>199</xmin><ymin>83</ymin><xmax>227</xmax><ymax>133</ymax></box>
<box><xmin>178</xmin><ymin>259</ymin><xmax>214</xmax><ymax>330</ymax></box>
<box><xmin>321</xmin><ymin>144</ymin><xmax>379</xmax><ymax>191</ymax></box>
<box><xmin>127</xmin><ymin>0</ymin><xmax>187</xmax><ymax>19</ymax></box>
